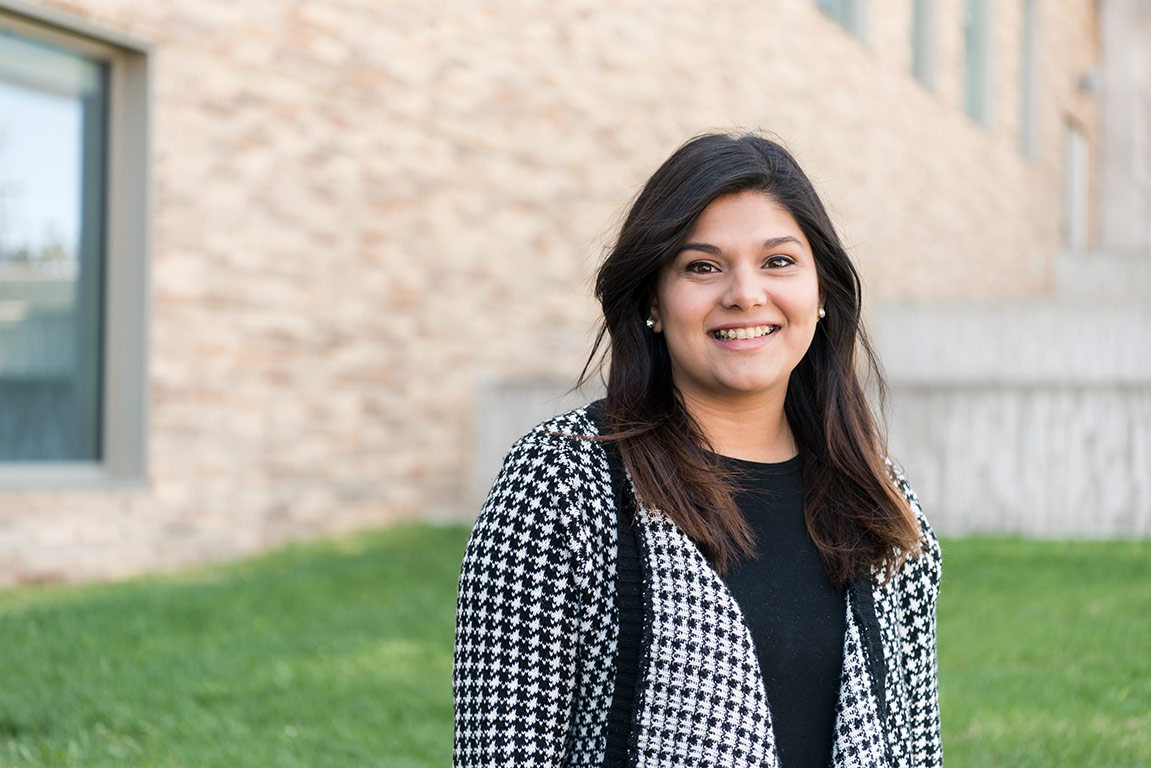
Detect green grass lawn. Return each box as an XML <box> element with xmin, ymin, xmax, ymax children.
<box><xmin>1</xmin><ymin>527</ymin><xmax>1148</xmax><ymax>767</ymax></box>
<box><xmin>936</xmin><ymin>537</ymin><xmax>1151</xmax><ymax>767</ymax></box>
<box><xmin>0</xmin><ymin>524</ymin><xmax>470</xmax><ymax>768</ymax></box>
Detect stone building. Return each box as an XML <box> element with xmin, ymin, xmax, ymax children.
<box><xmin>0</xmin><ymin>0</ymin><xmax>1145</xmax><ymax>585</ymax></box>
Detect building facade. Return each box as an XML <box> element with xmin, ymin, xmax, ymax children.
<box><xmin>0</xmin><ymin>0</ymin><xmax>1143</xmax><ymax>585</ymax></box>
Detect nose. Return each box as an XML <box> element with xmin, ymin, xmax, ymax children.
<box><xmin>722</xmin><ymin>263</ymin><xmax>767</xmax><ymax>310</ymax></box>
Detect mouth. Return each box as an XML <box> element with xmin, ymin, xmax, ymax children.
<box><xmin>710</xmin><ymin>324</ymin><xmax>779</xmax><ymax>341</ymax></box>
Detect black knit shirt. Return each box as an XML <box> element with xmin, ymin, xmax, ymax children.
<box><xmin>719</xmin><ymin>455</ymin><xmax>847</xmax><ymax>768</ymax></box>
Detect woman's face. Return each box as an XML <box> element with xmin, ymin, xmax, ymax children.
<box><xmin>649</xmin><ymin>190</ymin><xmax>822</xmax><ymax>412</ymax></box>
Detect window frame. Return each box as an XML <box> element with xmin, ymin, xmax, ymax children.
<box><xmin>0</xmin><ymin>0</ymin><xmax>150</xmax><ymax>490</ymax></box>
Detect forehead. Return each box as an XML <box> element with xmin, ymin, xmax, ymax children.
<box><xmin>686</xmin><ymin>191</ymin><xmax>808</xmax><ymax>246</ymax></box>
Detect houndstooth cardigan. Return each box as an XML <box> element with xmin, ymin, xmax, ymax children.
<box><xmin>453</xmin><ymin>406</ymin><xmax>942</xmax><ymax>768</ymax></box>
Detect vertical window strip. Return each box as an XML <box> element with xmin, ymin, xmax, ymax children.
<box><xmin>853</xmin><ymin>0</ymin><xmax>868</xmax><ymax>40</ymax></box>
<box><xmin>1063</xmin><ymin>122</ymin><xmax>1089</xmax><ymax>250</ymax></box>
<box><xmin>1019</xmin><ymin>0</ymin><xmax>1039</xmax><ymax>157</ymax></box>
<box><xmin>963</xmin><ymin>0</ymin><xmax>995</xmax><ymax>126</ymax></box>
<box><xmin>912</xmin><ymin>0</ymin><xmax>938</xmax><ymax>88</ymax></box>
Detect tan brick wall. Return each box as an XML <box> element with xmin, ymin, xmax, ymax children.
<box><xmin>0</xmin><ymin>0</ymin><xmax>1100</xmax><ymax>584</ymax></box>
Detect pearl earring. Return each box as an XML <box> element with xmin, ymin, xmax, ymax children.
<box><xmin>645</xmin><ymin>318</ymin><xmax>655</xmax><ymax>329</ymax></box>
<box><xmin>818</xmin><ymin>307</ymin><xmax>826</xmax><ymax>320</ymax></box>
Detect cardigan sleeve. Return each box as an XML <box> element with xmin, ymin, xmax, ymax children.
<box><xmin>452</xmin><ymin>436</ymin><xmax>595</xmax><ymax>767</ymax></box>
<box><xmin>898</xmin><ymin>487</ymin><xmax>944</xmax><ymax>768</ymax></box>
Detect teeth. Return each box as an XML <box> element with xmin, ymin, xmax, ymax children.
<box><xmin>713</xmin><ymin>325</ymin><xmax>777</xmax><ymax>341</ymax></box>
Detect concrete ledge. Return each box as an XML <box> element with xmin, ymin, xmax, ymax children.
<box><xmin>874</xmin><ymin>302</ymin><xmax>1151</xmax><ymax>385</ymax></box>
<box><xmin>1056</xmin><ymin>249</ymin><xmax>1151</xmax><ymax>298</ymax></box>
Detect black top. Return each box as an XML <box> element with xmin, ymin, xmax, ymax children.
<box><xmin>719</xmin><ymin>454</ymin><xmax>846</xmax><ymax>768</ymax></box>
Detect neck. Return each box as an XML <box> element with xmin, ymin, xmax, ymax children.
<box><xmin>680</xmin><ymin>391</ymin><xmax>797</xmax><ymax>463</ymax></box>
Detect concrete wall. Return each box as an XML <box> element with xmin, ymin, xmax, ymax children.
<box><xmin>0</xmin><ymin>0</ymin><xmax>1106</xmax><ymax>584</ymax></box>
<box><xmin>876</xmin><ymin>297</ymin><xmax>1151</xmax><ymax>537</ymax></box>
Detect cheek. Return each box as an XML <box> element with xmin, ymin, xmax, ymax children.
<box><xmin>659</xmin><ymin>291</ymin><xmax>709</xmax><ymax>365</ymax></box>
<box><xmin>787</xmin><ymin>279</ymin><xmax>822</xmax><ymax>319</ymax></box>
<box><xmin>655</xmin><ymin>283</ymin><xmax>696</xmax><ymax>330</ymax></box>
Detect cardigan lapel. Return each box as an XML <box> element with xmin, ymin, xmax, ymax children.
<box><xmin>626</xmin><ymin>502</ymin><xmax>892</xmax><ymax>768</ymax></box>
<box><xmin>830</xmin><ymin>588</ymin><xmax>892</xmax><ymax>767</ymax></box>
<box><xmin>630</xmin><ymin>504</ymin><xmax>779</xmax><ymax>768</ymax></box>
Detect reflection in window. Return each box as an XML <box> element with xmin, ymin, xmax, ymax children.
<box><xmin>0</xmin><ymin>29</ymin><xmax>107</xmax><ymax>460</ymax></box>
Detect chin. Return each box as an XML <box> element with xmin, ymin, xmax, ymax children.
<box><xmin>713</xmin><ymin>378</ymin><xmax>787</xmax><ymax>400</ymax></box>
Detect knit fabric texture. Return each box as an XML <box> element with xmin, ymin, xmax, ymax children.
<box><xmin>453</xmin><ymin>406</ymin><xmax>943</xmax><ymax>768</ymax></box>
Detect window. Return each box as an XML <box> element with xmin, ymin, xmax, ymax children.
<box><xmin>817</xmin><ymin>0</ymin><xmax>868</xmax><ymax>39</ymax></box>
<box><xmin>911</xmin><ymin>0</ymin><xmax>938</xmax><ymax>88</ymax></box>
<box><xmin>1063</xmin><ymin>121</ymin><xmax>1089</xmax><ymax>250</ymax></box>
<box><xmin>1019</xmin><ymin>0</ymin><xmax>1039</xmax><ymax>157</ymax></box>
<box><xmin>962</xmin><ymin>0</ymin><xmax>995</xmax><ymax>126</ymax></box>
<box><xmin>0</xmin><ymin>5</ymin><xmax>149</xmax><ymax>488</ymax></box>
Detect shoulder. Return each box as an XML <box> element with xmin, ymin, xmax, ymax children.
<box><xmin>468</xmin><ymin>404</ymin><xmax>614</xmax><ymax>558</ymax></box>
<box><xmin>508</xmin><ymin>403</ymin><xmax>604</xmax><ymax>453</ymax></box>
<box><xmin>491</xmin><ymin>404</ymin><xmax>609</xmax><ymax>490</ymax></box>
<box><xmin>886</xmin><ymin>459</ymin><xmax>942</xmax><ymax>595</ymax></box>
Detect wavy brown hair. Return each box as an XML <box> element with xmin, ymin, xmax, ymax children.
<box><xmin>581</xmin><ymin>132</ymin><xmax>921</xmax><ymax>586</ymax></box>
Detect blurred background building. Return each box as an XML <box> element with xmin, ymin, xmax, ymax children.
<box><xmin>0</xmin><ymin>0</ymin><xmax>1146</xmax><ymax>585</ymax></box>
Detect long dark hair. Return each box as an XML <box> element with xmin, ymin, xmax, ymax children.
<box><xmin>581</xmin><ymin>132</ymin><xmax>920</xmax><ymax>585</ymax></box>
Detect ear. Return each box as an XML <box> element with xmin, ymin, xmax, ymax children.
<box><xmin>648</xmin><ymin>295</ymin><xmax>663</xmax><ymax>333</ymax></box>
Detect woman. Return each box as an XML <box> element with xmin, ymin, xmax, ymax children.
<box><xmin>453</xmin><ymin>133</ymin><xmax>942</xmax><ymax>768</ymax></box>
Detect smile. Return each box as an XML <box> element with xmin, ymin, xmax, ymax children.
<box><xmin>711</xmin><ymin>325</ymin><xmax>779</xmax><ymax>341</ymax></box>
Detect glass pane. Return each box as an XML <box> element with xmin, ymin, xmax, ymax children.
<box><xmin>963</xmin><ymin>0</ymin><xmax>985</xmax><ymax>121</ymax></box>
<box><xmin>912</xmin><ymin>0</ymin><xmax>936</xmax><ymax>87</ymax></box>
<box><xmin>0</xmin><ymin>28</ymin><xmax>107</xmax><ymax>461</ymax></box>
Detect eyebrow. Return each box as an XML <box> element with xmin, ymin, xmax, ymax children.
<box><xmin>680</xmin><ymin>236</ymin><xmax>803</xmax><ymax>255</ymax></box>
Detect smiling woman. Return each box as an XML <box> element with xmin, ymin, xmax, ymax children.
<box><xmin>453</xmin><ymin>133</ymin><xmax>942</xmax><ymax>768</ymax></box>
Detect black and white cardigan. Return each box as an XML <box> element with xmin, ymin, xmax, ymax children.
<box><xmin>453</xmin><ymin>406</ymin><xmax>942</xmax><ymax>767</ymax></box>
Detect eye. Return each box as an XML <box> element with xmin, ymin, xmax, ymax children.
<box><xmin>685</xmin><ymin>261</ymin><xmax>719</xmax><ymax>274</ymax></box>
<box><xmin>765</xmin><ymin>255</ymin><xmax>794</xmax><ymax>268</ymax></box>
